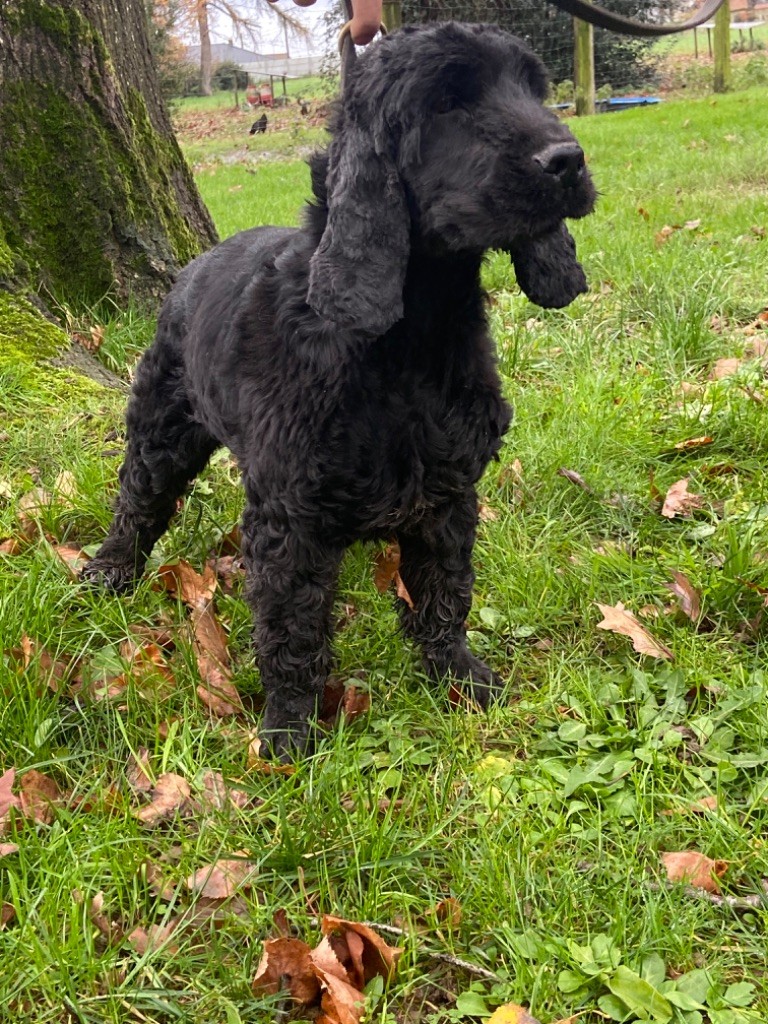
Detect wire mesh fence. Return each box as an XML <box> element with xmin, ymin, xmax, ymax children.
<box><xmin>401</xmin><ymin>0</ymin><xmax>682</xmax><ymax>94</ymax></box>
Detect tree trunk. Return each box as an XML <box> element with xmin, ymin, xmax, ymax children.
<box><xmin>0</xmin><ymin>0</ymin><xmax>218</xmax><ymax>314</ymax></box>
<box><xmin>197</xmin><ymin>1</ymin><xmax>213</xmax><ymax>97</ymax></box>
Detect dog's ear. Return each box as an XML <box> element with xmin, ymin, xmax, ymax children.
<box><xmin>508</xmin><ymin>224</ymin><xmax>588</xmax><ymax>309</ymax></box>
<box><xmin>307</xmin><ymin>121</ymin><xmax>410</xmax><ymax>336</ymax></box>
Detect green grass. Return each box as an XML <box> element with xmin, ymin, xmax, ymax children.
<box><xmin>2</xmin><ymin>87</ymin><xmax>768</xmax><ymax>1024</ymax></box>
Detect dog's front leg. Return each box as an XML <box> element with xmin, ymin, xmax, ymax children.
<box><xmin>396</xmin><ymin>492</ymin><xmax>504</xmax><ymax>708</ymax></box>
<box><xmin>243</xmin><ymin>505</ymin><xmax>343</xmax><ymax>760</ymax></box>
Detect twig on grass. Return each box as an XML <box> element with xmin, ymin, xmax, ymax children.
<box><xmin>358</xmin><ymin>921</ymin><xmax>502</xmax><ymax>981</ymax></box>
<box><xmin>645</xmin><ymin>880</ymin><xmax>768</xmax><ymax>910</ymax></box>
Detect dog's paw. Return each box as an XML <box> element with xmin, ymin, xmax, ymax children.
<box><xmin>260</xmin><ymin>704</ymin><xmax>314</xmax><ymax>763</ymax></box>
<box><xmin>453</xmin><ymin>652</ymin><xmax>505</xmax><ymax>710</ymax></box>
<box><xmin>80</xmin><ymin>558</ymin><xmax>139</xmax><ymax>594</ymax></box>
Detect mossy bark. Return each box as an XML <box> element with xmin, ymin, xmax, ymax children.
<box><xmin>0</xmin><ymin>0</ymin><xmax>218</xmax><ymax>312</ymax></box>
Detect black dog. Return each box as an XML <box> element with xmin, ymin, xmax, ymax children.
<box><xmin>84</xmin><ymin>23</ymin><xmax>596</xmax><ymax>758</ymax></box>
<box><xmin>249</xmin><ymin>113</ymin><xmax>268</xmax><ymax>134</ymax></box>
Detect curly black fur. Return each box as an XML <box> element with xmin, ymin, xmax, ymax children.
<box><xmin>83</xmin><ymin>23</ymin><xmax>597</xmax><ymax>759</ymax></box>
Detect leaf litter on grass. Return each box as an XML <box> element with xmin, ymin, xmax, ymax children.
<box><xmin>252</xmin><ymin>914</ymin><xmax>402</xmax><ymax>1024</ymax></box>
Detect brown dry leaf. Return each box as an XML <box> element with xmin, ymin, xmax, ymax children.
<box><xmin>1</xmin><ymin>903</ymin><xmax>16</xmax><ymax>929</ymax></box>
<box><xmin>252</xmin><ymin>936</ymin><xmax>321</xmax><ymax>1004</ymax></box>
<box><xmin>710</xmin><ymin>357</ymin><xmax>743</xmax><ymax>380</ymax></box>
<box><xmin>143</xmin><ymin>861</ymin><xmax>179</xmax><ymax>902</ymax></box>
<box><xmin>661</xmin><ymin>478</ymin><xmax>703</xmax><ymax>519</ymax></box>
<box><xmin>374</xmin><ymin>543</ymin><xmax>401</xmax><ymax>593</ymax></box>
<box><xmin>52</xmin><ymin>543</ymin><xmax>89</xmax><ymax>575</ymax></box>
<box><xmin>193</xmin><ymin>604</ymin><xmax>243</xmax><ymax>717</ymax></box>
<box><xmin>660</xmin><ymin>796</ymin><xmax>718</xmax><ymax>817</ymax></box>
<box><xmin>12</xmin><ymin>634</ymin><xmax>77</xmax><ymax>694</ymax></box>
<box><xmin>19</xmin><ymin>769</ymin><xmax>61</xmax><ymax>824</ymax></box>
<box><xmin>0</xmin><ymin>769</ymin><xmax>21</xmax><ymax>831</ymax></box>
<box><xmin>315</xmin><ymin>966</ymin><xmax>366</xmax><ymax>1024</ymax></box>
<box><xmin>486</xmin><ymin>1005</ymin><xmax>541</xmax><ymax>1024</ymax></box>
<box><xmin>433</xmin><ymin>897</ymin><xmax>462</xmax><ymax>928</ymax></box>
<box><xmin>156</xmin><ymin>560</ymin><xmax>217</xmax><ymax>608</ymax></box>
<box><xmin>17</xmin><ymin>485</ymin><xmax>51</xmax><ymax>527</ymax></box>
<box><xmin>320</xmin><ymin>915</ymin><xmax>402</xmax><ymax>984</ymax></box>
<box><xmin>194</xmin><ymin>770</ymin><xmax>251</xmax><ymax>812</ymax></box>
<box><xmin>557</xmin><ymin>467</ymin><xmax>592</xmax><ymax>493</ymax></box>
<box><xmin>128</xmin><ymin>921</ymin><xmax>179</xmax><ymax>955</ymax></box>
<box><xmin>0</xmin><ymin>843</ymin><xmax>19</xmax><ymax>857</ymax></box>
<box><xmin>125</xmin><ymin>749</ymin><xmax>153</xmax><ymax>793</ymax></box>
<box><xmin>373</xmin><ymin>543</ymin><xmax>415</xmax><ymax>610</ymax></box>
<box><xmin>0</xmin><ymin>537</ymin><xmax>23</xmax><ymax>556</ymax></box>
<box><xmin>342</xmin><ymin>686</ymin><xmax>370</xmax><ymax>722</ymax></box>
<box><xmin>71</xmin><ymin>890</ymin><xmax>124</xmax><ymax>946</ymax></box>
<box><xmin>478</xmin><ymin>501</ymin><xmax>498</xmax><ymax>522</ymax></box>
<box><xmin>596</xmin><ymin>602</ymin><xmax>674</xmax><ymax>661</ymax></box>
<box><xmin>185</xmin><ymin>852</ymin><xmax>256</xmax><ymax>899</ymax></box>
<box><xmin>394</xmin><ymin>572</ymin><xmax>415</xmax><ymax>611</ymax></box>
<box><xmin>660</xmin><ymin>850</ymin><xmax>728</xmax><ymax>894</ymax></box>
<box><xmin>665</xmin><ymin>571</ymin><xmax>702</xmax><ymax>622</ymax></box>
<box><xmin>133</xmin><ymin>773</ymin><xmax>191</xmax><ymax>826</ymax></box>
<box><xmin>246</xmin><ymin>733</ymin><xmax>296</xmax><ymax>775</ymax></box>
<box><xmin>207</xmin><ymin>554</ymin><xmax>245</xmax><ymax>592</ymax></box>
<box><xmin>673</xmin><ymin>436</ymin><xmax>713</xmax><ymax>451</ymax></box>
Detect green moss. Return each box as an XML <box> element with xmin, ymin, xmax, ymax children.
<box><xmin>0</xmin><ymin>291</ymin><xmax>64</xmax><ymax>363</ymax></box>
<box><xmin>0</xmin><ymin>291</ymin><xmax>107</xmax><ymax>405</ymax></box>
<box><xmin>0</xmin><ymin>3</ymin><xmax>213</xmax><ymax>309</ymax></box>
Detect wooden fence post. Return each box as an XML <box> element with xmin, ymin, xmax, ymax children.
<box><xmin>574</xmin><ymin>17</ymin><xmax>595</xmax><ymax>115</ymax></box>
<box><xmin>382</xmin><ymin>0</ymin><xmax>402</xmax><ymax>32</ymax></box>
<box><xmin>713</xmin><ymin>0</ymin><xmax>732</xmax><ymax>93</ymax></box>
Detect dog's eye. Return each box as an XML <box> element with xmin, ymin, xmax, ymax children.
<box><xmin>434</xmin><ymin>94</ymin><xmax>456</xmax><ymax>115</ymax></box>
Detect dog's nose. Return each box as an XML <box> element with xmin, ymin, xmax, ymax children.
<box><xmin>533</xmin><ymin>141</ymin><xmax>585</xmax><ymax>185</ymax></box>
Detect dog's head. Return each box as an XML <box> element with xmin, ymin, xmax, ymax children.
<box><xmin>307</xmin><ymin>23</ymin><xmax>597</xmax><ymax>334</ymax></box>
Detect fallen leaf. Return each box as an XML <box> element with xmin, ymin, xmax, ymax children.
<box><xmin>433</xmin><ymin>897</ymin><xmax>462</xmax><ymax>928</ymax></box>
<box><xmin>661</xmin><ymin>478</ymin><xmax>703</xmax><ymax>519</ymax></box>
<box><xmin>252</xmin><ymin>936</ymin><xmax>320</xmax><ymax>1004</ymax></box>
<box><xmin>125</xmin><ymin>749</ymin><xmax>154</xmax><ymax>793</ymax></box>
<box><xmin>673</xmin><ymin>436</ymin><xmax>713</xmax><ymax>451</ymax></box>
<box><xmin>246</xmin><ymin>733</ymin><xmax>296</xmax><ymax>775</ymax></box>
<box><xmin>0</xmin><ymin>769</ymin><xmax>21</xmax><ymax>830</ymax></box>
<box><xmin>128</xmin><ymin>921</ymin><xmax>178</xmax><ymax>955</ymax></box>
<box><xmin>156</xmin><ymin>560</ymin><xmax>217</xmax><ymax>608</ymax></box>
<box><xmin>710</xmin><ymin>357</ymin><xmax>742</xmax><ymax>380</ymax></box>
<box><xmin>74</xmin><ymin>890</ymin><xmax>124</xmax><ymax>946</ymax></box>
<box><xmin>660</xmin><ymin>850</ymin><xmax>728</xmax><ymax>894</ymax></box>
<box><xmin>19</xmin><ymin>769</ymin><xmax>61</xmax><ymax>824</ymax></box>
<box><xmin>557</xmin><ymin>467</ymin><xmax>592</xmax><ymax>493</ymax></box>
<box><xmin>320</xmin><ymin>915</ymin><xmax>401</xmax><ymax>984</ymax></box>
<box><xmin>478</xmin><ymin>501</ymin><xmax>498</xmax><ymax>522</ymax></box>
<box><xmin>660</xmin><ymin>796</ymin><xmax>718</xmax><ymax>816</ymax></box>
<box><xmin>52</xmin><ymin>543</ymin><xmax>89</xmax><ymax>575</ymax></box>
<box><xmin>374</xmin><ymin>544</ymin><xmax>401</xmax><ymax>593</ymax></box>
<box><xmin>596</xmin><ymin>602</ymin><xmax>673</xmax><ymax>661</ymax></box>
<box><xmin>133</xmin><ymin>773</ymin><xmax>191</xmax><ymax>826</ymax></box>
<box><xmin>394</xmin><ymin>572</ymin><xmax>415</xmax><ymax>611</ymax></box>
<box><xmin>341</xmin><ymin>685</ymin><xmax>370</xmax><ymax>722</ymax></box>
<box><xmin>193</xmin><ymin>770</ymin><xmax>251</xmax><ymax>812</ymax></box>
<box><xmin>486</xmin><ymin>1005</ymin><xmax>542</xmax><ymax>1024</ymax></box>
<box><xmin>0</xmin><ymin>843</ymin><xmax>19</xmax><ymax>857</ymax></box>
<box><xmin>665</xmin><ymin>571</ymin><xmax>701</xmax><ymax>622</ymax></box>
<box><xmin>1</xmin><ymin>904</ymin><xmax>17</xmax><ymax>929</ymax></box>
<box><xmin>185</xmin><ymin>852</ymin><xmax>256</xmax><ymax>899</ymax></box>
<box><xmin>0</xmin><ymin>537</ymin><xmax>23</xmax><ymax>555</ymax></box>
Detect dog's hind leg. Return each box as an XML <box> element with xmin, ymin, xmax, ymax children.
<box><xmin>83</xmin><ymin>342</ymin><xmax>218</xmax><ymax>592</ymax></box>
<box><xmin>396</xmin><ymin>492</ymin><xmax>504</xmax><ymax>708</ymax></box>
<box><xmin>242</xmin><ymin>501</ymin><xmax>343</xmax><ymax>759</ymax></box>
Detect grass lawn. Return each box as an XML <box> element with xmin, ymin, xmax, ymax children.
<box><xmin>2</xmin><ymin>85</ymin><xmax>768</xmax><ymax>1024</ymax></box>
